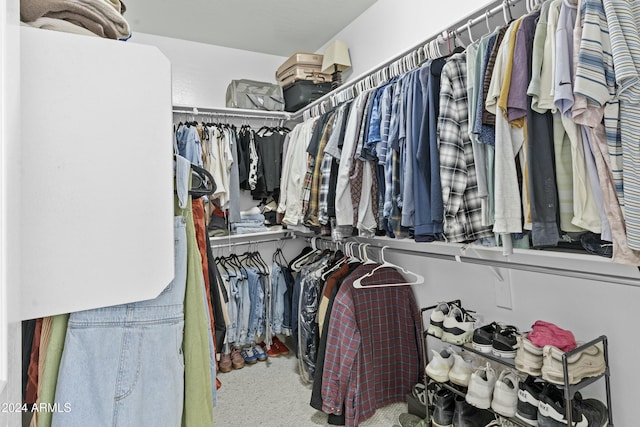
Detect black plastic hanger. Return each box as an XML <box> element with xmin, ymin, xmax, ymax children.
<box><xmin>189</xmin><ymin>164</ymin><xmax>216</xmax><ymax>197</ymax></box>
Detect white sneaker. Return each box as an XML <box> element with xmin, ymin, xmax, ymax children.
<box><xmin>515</xmin><ymin>335</ymin><xmax>543</xmax><ymax>376</ymax></box>
<box><xmin>427</xmin><ymin>302</ymin><xmax>451</xmax><ymax>338</ymax></box>
<box><xmin>465</xmin><ymin>363</ymin><xmax>497</xmax><ymax>409</ymax></box>
<box><xmin>441</xmin><ymin>305</ymin><xmax>476</xmax><ymax>345</ymax></box>
<box><xmin>541</xmin><ymin>342</ymin><xmax>606</xmax><ymax>385</ymax></box>
<box><xmin>425</xmin><ymin>348</ymin><xmax>455</xmax><ymax>383</ymax></box>
<box><xmin>448</xmin><ymin>353</ymin><xmax>474</xmax><ymax>387</ymax></box>
<box><xmin>491</xmin><ymin>370</ymin><xmax>519</xmax><ymax>418</ymax></box>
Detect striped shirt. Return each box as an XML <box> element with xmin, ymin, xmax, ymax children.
<box><xmin>604</xmin><ymin>0</ymin><xmax>640</xmax><ymax>249</ymax></box>
<box><xmin>574</xmin><ymin>0</ymin><xmax>623</xmax><ymax>213</ymax></box>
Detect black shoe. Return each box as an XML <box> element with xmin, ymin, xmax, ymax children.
<box><xmin>431</xmin><ymin>388</ymin><xmax>454</xmax><ymax>427</ymax></box>
<box><xmin>537</xmin><ymin>384</ymin><xmax>587</xmax><ymax>427</ymax></box>
<box><xmin>515</xmin><ymin>376</ymin><xmax>545</xmax><ymax>426</ymax></box>
<box><xmin>492</xmin><ymin>325</ymin><xmax>519</xmax><ymax>358</ymax></box>
<box><xmin>576</xmin><ymin>395</ymin><xmax>609</xmax><ymax>427</ymax></box>
<box><xmin>471</xmin><ymin>322</ymin><xmax>498</xmax><ymax>353</ymax></box>
<box><xmin>451</xmin><ymin>395</ymin><xmax>495</xmax><ymax>427</ymax></box>
<box><xmin>580</xmin><ymin>232</ymin><xmax>613</xmax><ymax>258</ymax></box>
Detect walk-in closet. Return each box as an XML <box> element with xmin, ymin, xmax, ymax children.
<box><xmin>2</xmin><ymin>0</ymin><xmax>638</xmax><ymax>426</ymax></box>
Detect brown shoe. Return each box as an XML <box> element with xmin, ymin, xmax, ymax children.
<box><xmin>218</xmin><ymin>352</ymin><xmax>232</xmax><ymax>373</ymax></box>
<box><xmin>230</xmin><ymin>347</ymin><xmax>245</xmax><ymax>369</ymax></box>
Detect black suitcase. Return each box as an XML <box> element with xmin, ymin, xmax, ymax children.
<box><xmin>283</xmin><ymin>80</ymin><xmax>331</xmax><ymax>112</ymax></box>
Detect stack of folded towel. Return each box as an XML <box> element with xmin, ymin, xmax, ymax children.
<box><xmin>21</xmin><ymin>0</ymin><xmax>130</xmax><ymax>40</ymax></box>
<box><xmin>231</xmin><ymin>207</ymin><xmax>268</xmax><ymax>235</ymax></box>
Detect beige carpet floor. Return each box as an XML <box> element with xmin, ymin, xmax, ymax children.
<box><xmin>214</xmin><ymin>342</ymin><xmax>409</xmax><ymax>427</ymax></box>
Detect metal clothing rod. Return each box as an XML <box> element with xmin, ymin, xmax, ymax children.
<box><xmin>173</xmin><ymin>106</ymin><xmax>291</xmax><ymax>121</ymax></box>
<box><xmin>291</xmin><ymin>0</ymin><xmax>525</xmax><ymax>120</ymax></box>
<box><xmin>305</xmin><ymin>236</ymin><xmax>640</xmax><ymax>288</ymax></box>
<box><xmin>210</xmin><ymin>234</ymin><xmax>295</xmax><ymax>250</ymax></box>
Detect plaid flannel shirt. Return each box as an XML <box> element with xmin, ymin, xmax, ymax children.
<box><xmin>438</xmin><ymin>53</ymin><xmax>493</xmax><ymax>242</ymax></box>
<box><xmin>321</xmin><ymin>264</ymin><xmax>423</xmax><ymax>427</ymax></box>
<box><xmin>306</xmin><ymin>113</ymin><xmax>336</xmax><ymax>227</ymax></box>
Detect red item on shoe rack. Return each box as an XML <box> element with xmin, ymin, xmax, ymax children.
<box><xmin>527</xmin><ymin>320</ymin><xmax>577</xmax><ymax>352</ymax></box>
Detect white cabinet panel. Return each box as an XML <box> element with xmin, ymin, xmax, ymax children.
<box><xmin>20</xmin><ymin>27</ymin><xmax>174</xmax><ymax>320</ymax></box>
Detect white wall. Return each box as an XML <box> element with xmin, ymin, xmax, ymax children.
<box><xmin>129</xmin><ymin>32</ymin><xmax>287</xmax><ymax>109</ymax></box>
<box><xmin>0</xmin><ymin>0</ymin><xmax>21</xmax><ymax>423</ymax></box>
<box><xmin>320</xmin><ymin>0</ymin><xmax>499</xmax><ymax>82</ymax></box>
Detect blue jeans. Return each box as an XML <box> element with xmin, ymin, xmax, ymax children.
<box><xmin>270</xmin><ymin>263</ymin><xmax>287</xmax><ymax>335</ymax></box>
<box><xmin>281</xmin><ymin>265</ymin><xmax>295</xmax><ymax>336</ymax></box>
<box><xmin>246</xmin><ymin>268</ymin><xmax>264</xmax><ymax>343</ymax></box>
<box><xmin>52</xmin><ymin>216</ymin><xmax>186</xmax><ymax>427</ymax></box>
<box><xmin>226</xmin><ymin>276</ymin><xmax>240</xmax><ymax>344</ymax></box>
<box><xmin>237</xmin><ymin>275</ymin><xmax>250</xmax><ymax>345</ymax></box>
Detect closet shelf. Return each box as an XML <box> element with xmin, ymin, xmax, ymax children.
<box><xmin>425</xmin><ymin>332</ymin><xmax>608</xmax><ymax>397</ymax></box>
<box><xmin>425</xmin><ymin>332</ymin><xmax>516</xmax><ymax>370</ymax></box>
<box><xmin>346</xmin><ymin>235</ymin><xmax>640</xmax><ymax>288</ymax></box>
<box><xmin>209</xmin><ymin>229</ymin><xmax>297</xmax><ymax>249</ymax></box>
<box><xmin>173</xmin><ymin>105</ymin><xmax>293</xmax><ymax>121</ymax></box>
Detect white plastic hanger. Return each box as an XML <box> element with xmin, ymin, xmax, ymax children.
<box><xmin>466</xmin><ymin>20</ymin><xmax>475</xmax><ymax>44</ymax></box>
<box><xmin>352</xmin><ymin>246</ymin><xmax>425</xmax><ymax>288</ymax></box>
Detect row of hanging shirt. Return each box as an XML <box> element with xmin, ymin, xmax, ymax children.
<box><xmin>277</xmin><ymin>0</ymin><xmax>640</xmax><ymax>265</ymax></box>
<box><xmin>174</xmin><ymin>120</ymin><xmax>289</xmax><ymax>233</ymax></box>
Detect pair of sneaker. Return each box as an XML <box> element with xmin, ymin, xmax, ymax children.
<box><xmin>515</xmin><ymin>336</ymin><xmax>606</xmax><ymax>385</ymax></box>
<box><xmin>472</xmin><ymin>322</ymin><xmax>520</xmax><ymax>358</ymax></box>
<box><xmin>425</xmin><ymin>348</ymin><xmax>474</xmax><ymax>387</ymax></box>
<box><xmin>428</xmin><ymin>302</ymin><xmax>477</xmax><ymax>345</ymax></box>
<box><xmin>516</xmin><ymin>320</ymin><xmax>577</xmax><ymax>377</ymax></box>
<box><xmin>516</xmin><ymin>377</ymin><xmax>608</xmax><ymax>427</ymax></box>
<box><xmin>465</xmin><ymin>363</ymin><xmax>519</xmax><ymax>418</ymax></box>
<box><xmin>240</xmin><ymin>344</ymin><xmax>268</xmax><ymax>364</ymax></box>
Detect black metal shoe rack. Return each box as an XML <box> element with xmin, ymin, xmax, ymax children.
<box><xmin>419</xmin><ymin>300</ymin><xmax>614</xmax><ymax>426</ymax></box>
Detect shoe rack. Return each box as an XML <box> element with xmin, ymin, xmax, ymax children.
<box><xmin>419</xmin><ymin>300</ymin><xmax>614</xmax><ymax>426</ymax></box>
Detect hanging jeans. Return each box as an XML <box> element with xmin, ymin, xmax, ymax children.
<box><xmin>246</xmin><ymin>268</ymin><xmax>264</xmax><ymax>343</ymax></box>
<box><xmin>225</xmin><ymin>275</ymin><xmax>240</xmax><ymax>344</ymax></box>
<box><xmin>270</xmin><ymin>263</ymin><xmax>287</xmax><ymax>335</ymax></box>
<box><xmin>236</xmin><ymin>275</ymin><xmax>251</xmax><ymax>346</ymax></box>
<box><xmin>52</xmin><ymin>216</ymin><xmax>186</xmax><ymax>427</ymax></box>
<box><xmin>281</xmin><ymin>265</ymin><xmax>295</xmax><ymax>336</ymax></box>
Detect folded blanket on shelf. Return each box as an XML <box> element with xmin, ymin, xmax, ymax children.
<box><xmin>21</xmin><ymin>0</ymin><xmax>130</xmax><ymax>39</ymax></box>
<box><xmin>23</xmin><ymin>17</ymin><xmax>98</xmax><ymax>36</ymax></box>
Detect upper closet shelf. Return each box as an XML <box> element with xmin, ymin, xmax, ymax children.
<box><xmin>209</xmin><ymin>229</ymin><xmax>295</xmax><ymax>247</ymax></box>
<box><xmin>348</xmin><ymin>235</ymin><xmax>640</xmax><ymax>288</ymax></box>
<box><xmin>173</xmin><ymin>106</ymin><xmax>292</xmax><ymax>121</ymax></box>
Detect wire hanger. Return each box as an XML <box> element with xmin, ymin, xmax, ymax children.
<box><xmin>352</xmin><ymin>246</ymin><xmax>425</xmax><ymax>288</ymax></box>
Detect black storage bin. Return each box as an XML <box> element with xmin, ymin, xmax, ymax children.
<box><xmin>283</xmin><ymin>80</ymin><xmax>331</xmax><ymax>112</ymax></box>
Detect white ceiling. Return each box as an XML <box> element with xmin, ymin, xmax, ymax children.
<box><xmin>124</xmin><ymin>0</ymin><xmax>378</xmax><ymax>57</ymax></box>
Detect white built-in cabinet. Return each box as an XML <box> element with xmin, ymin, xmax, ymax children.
<box><xmin>20</xmin><ymin>28</ymin><xmax>176</xmax><ymax>320</ymax></box>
